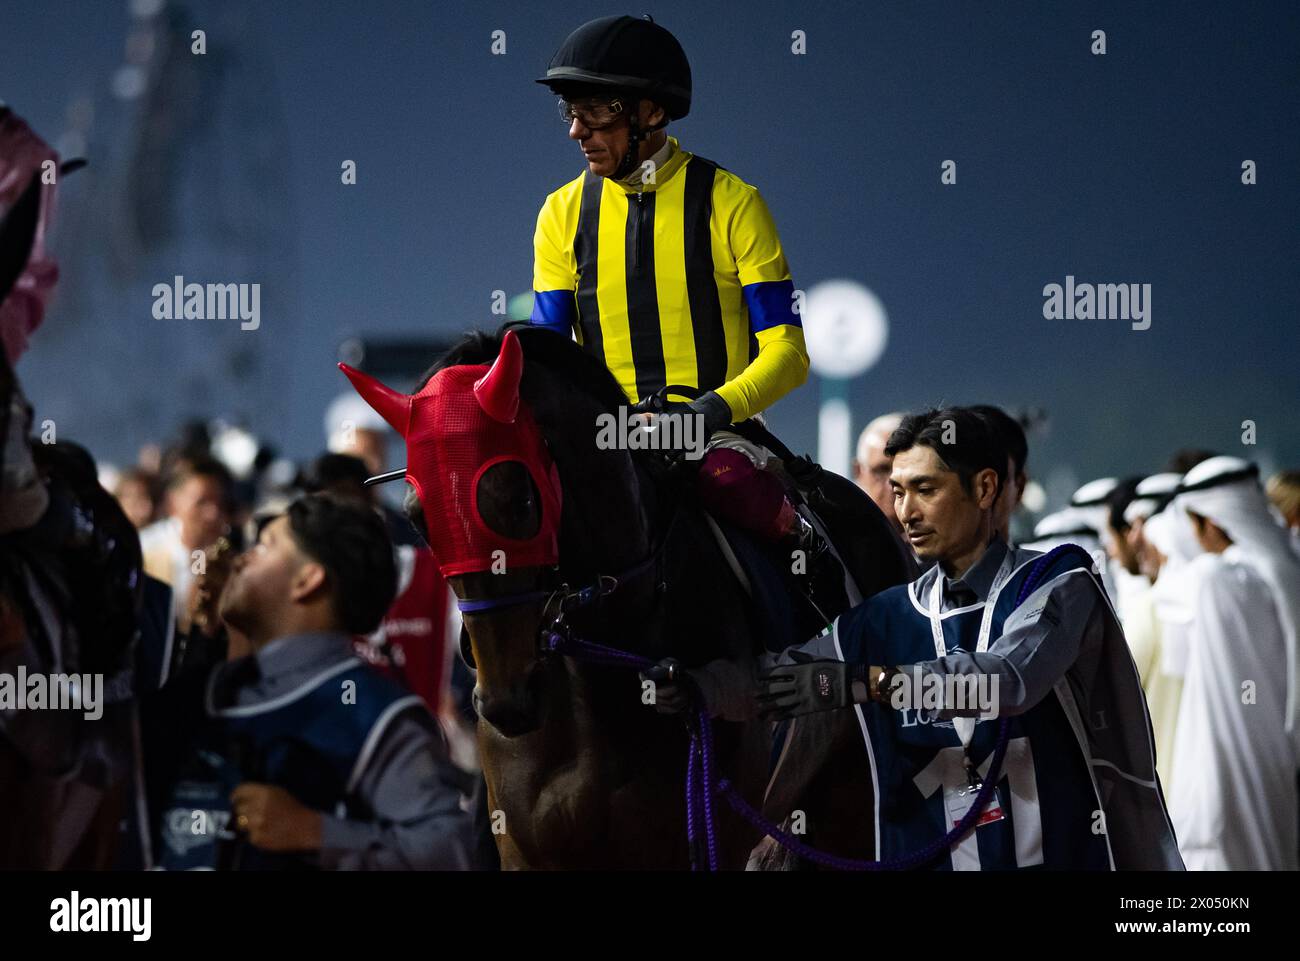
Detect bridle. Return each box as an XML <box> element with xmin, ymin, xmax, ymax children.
<box><xmin>454</xmin><ymin>500</ymin><xmax>681</xmax><ymax>666</ymax></box>
<box><xmin>456</xmin><ymin>558</ymin><xmax>659</xmax><ymax>661</ymax></box>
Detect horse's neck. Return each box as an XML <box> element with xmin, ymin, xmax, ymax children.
<box><xmin>554</xmin><ymin>431</ymin><xmax>656</xmax><ymax>572</ymax></box>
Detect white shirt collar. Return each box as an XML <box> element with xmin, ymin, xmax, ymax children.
<box><xmin>618</xmin><ymin>136</ymin><xmax>675</xmax><ymax>186</ymax></box>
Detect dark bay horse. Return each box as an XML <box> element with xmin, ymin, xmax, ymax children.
<box><xmin>370</xmin><ymin>324</ymin><xmax>910</xmax><ymax>868</ymax></box>
<box><xmin>397</xmin><ymin>325</ymin><xmax>775</xmax><ymax>868</ymax></box>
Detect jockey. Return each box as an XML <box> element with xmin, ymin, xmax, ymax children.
<box><xmin>530</xmin><ymin>16</ymin><xmax>828</xmax><ymax>576</ymax></box>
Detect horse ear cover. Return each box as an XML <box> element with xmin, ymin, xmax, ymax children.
<box><xmin>338</xmin><ymin>329</ymin><xmax>562</xmax><ymax>577</ymax></box>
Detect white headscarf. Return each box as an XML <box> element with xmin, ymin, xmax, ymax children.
<box><xmin>1177</xmin><ymin>456</ymin><xmax>1300</xmax><ymax>741</ymax></box>
<box><xmin>1144</xmin><ymin>503</ymin><xmax>1201</xmax><ymax>568</ymax></box>
<box><xmin>1124</xmin><ymin>497</ymin><xmax>1159</xmax><ymax>526</ymax></box>
<box><xmin>1070</xmin><ymin>477</ymin><xmax>1118</xmax><ymax>543</ymax></box>
<box><xmin>1127</xmin><ymin>472</ymin><xmax>1182</xmax><ymax>527</ymax></box>
<box><xmin>1024</xmin><ymin>507</ymin><xmax>1102</xmax><ymax>553</ymax></box>
<box><xmin>1023</xmin><ymin>506</ymin><xmax>1115</xmax><ymax>599</ymax></box>
<box><xmin>1138</xmin><ymin>473</ymin><xmax>1201</xmax><ymax>678</ymax></box>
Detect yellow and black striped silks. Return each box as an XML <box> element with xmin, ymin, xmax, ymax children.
<box><xmin>531</xmin><ymin>136</ymin><xmax>808</xmax><ymax>423</ymax></box>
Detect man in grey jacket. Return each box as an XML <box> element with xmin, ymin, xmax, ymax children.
<box><xmin>763</xmin><ymin>407</ymin><xmax>1182</xmax><ymax>869</ymax></box>
<box><xmin>203</xmin><ymin>493</ymin><xmax>473</xmax><ymax>870</ymax></box>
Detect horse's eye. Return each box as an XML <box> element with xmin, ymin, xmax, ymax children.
<box><xmin>476</xmin><ymin>460</ymin><xmax>542</xmax><ymax>540</ymax></box>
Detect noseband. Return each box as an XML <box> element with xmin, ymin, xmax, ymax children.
<box><xmin>454</xmin><ymin>554</ymin><xmax>662</xmax><ymax>669</ymax></box>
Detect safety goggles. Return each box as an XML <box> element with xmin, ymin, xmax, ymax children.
<box><xmin>557</xmin><ymin>97</ymin><xmax>626</xmax><ymax>130</ymax></box>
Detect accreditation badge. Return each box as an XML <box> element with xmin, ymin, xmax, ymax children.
<box><xmin>946</xmin><ymin>783</ymin><xmax>1006</xmax><ymax>831</ymax></box>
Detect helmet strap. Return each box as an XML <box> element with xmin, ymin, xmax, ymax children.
<box><xmin>611</xmin><ymin>100</ymin><xmax>669</xmax><ymax>181</ymax></box>
<box><xmin>613</xmin><ymin>108</ymin><xmax>643</xmax><ymax>180</ymax></box>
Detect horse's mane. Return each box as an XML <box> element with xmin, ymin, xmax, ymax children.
<box><xmin>421</xmin><ymin>322</ymin><xmax>630</xmax><ymax>415</ymax></box>
<box><xmin>423</xmin><ymin>321</ymin><xmax>659</xmax><ymax>583</ymax></box>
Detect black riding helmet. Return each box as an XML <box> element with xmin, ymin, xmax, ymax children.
<box><xmin>537</xmin><ymin>15</ymin><xmax>691</xmax><ymax>179</ymax></box>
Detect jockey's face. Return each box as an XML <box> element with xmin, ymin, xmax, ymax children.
<box><xmin>567</xmin><ymin>98</ymin><xmax>667</xmax><ymax>178</ymax></box>
<box><xmin>890</xmin><ymin>444</ymin><xmax>999</xmax><ymax>574</ymax></box>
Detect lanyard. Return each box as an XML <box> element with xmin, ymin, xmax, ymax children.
<box><xmin>927</xmin><ymin>548</ymin><xmax>1016</xmax><ymax>757</ymax></box>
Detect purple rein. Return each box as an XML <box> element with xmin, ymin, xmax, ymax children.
<box><xmin>479</xmin><ymin>545</ymin><xmax>1078</xmax><ymax>870</ymax></box>
<box><xmin>539</xmin><ymin>628</ymin><xmax>721</xmax><ymax>869</ymax></box>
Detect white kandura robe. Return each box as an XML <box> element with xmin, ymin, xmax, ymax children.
<box><xmin>1168</xmin><ymin>547</ymin><xmax>1299</xmax><ymax>870</ymax></box>
<box><xmin>1115</xmin><ymin>570</ymin><xmax>1181</xmax><ymax>789</ymax></box>
<box><xmin>1139</xmin><ymin>508</ymin><xmax>1201</xmax><ymax>790</ymax></box>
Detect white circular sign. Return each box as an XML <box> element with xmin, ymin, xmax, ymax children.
<box><xmin>801</xmin><ymin>279</ymin><xmax>888</xmax><ymax>379</ymax></box>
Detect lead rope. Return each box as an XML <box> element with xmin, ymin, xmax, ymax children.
<box><xmin>544</xmin><ymin>545</ymin><xmax>1078</xmax><ymax>869</ymax></box>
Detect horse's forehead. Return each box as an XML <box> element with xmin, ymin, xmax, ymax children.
<box><xmin>415</xmin><ymin>363</ymin><xmax>485</xmax><ymax>399</ymax></box>
<box><xmin>398</xmin><ymin>360</ymin><xmax>562</xmax><ymax>578</ymax></box>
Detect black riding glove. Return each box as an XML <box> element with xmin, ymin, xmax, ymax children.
<box><xmin>686</xmin><ymin>390</ymin><xmax>733</xmax><ymax>439</ymax></box>
<box><xmin>641</xmin><ymin>656</ymin><xmax>762</xmax><ymax>721</ymax></box>
<box><xmin>629</xmin><ymin>390</ymin><xmax>732</xmax><ymax>465</ymax></box>
<box><xmin>640</xmin><ymin>657</ymin><xmax>703</xmax><ymax>715</ymax></box>
<box><xmin>757</xmin><ymin>650</ymin><xmax>867</xmax><ymax>720</ymax></box>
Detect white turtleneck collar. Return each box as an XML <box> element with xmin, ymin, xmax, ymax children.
<box><xmin>617</xmin><ymin>134</ymin><xmax>675</xmax><ymax>186</ymax></box>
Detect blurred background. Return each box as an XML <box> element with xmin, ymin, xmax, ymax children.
<box><xmin>3</xmin><ymin>0</ymin><xmax>1297</xmax><ymax>524</ymax></box>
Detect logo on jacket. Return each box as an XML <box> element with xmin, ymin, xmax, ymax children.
<box><xmin>816</xmin><ymin>670</ymin><xmax>832</xmax><ymax>701</ymax></box>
